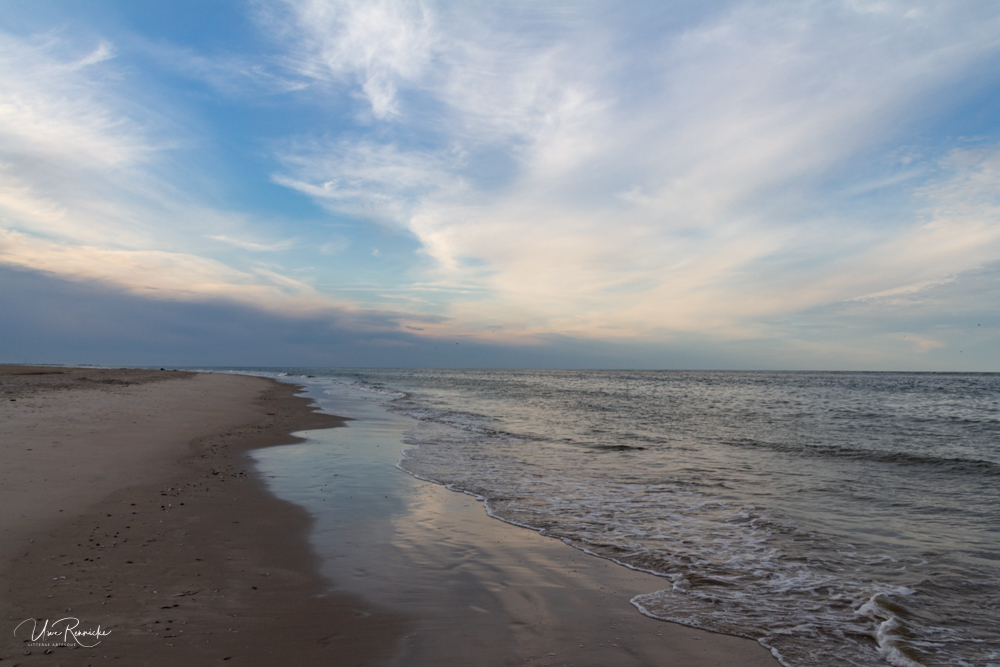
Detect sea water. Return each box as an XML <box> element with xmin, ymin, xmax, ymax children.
<box><xmin>231</xmin><ymin>368</ymin><xmax>999</xmax><ymax>667</ymax></box>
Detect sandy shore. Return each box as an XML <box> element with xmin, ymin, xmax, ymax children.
<box><xmin>1</xmin><ymin>366</ymin><xmax>780</xmax><ymax>666</ymax></box>
<box><xmin>252</xmin><ymin>381</ymin><xmax>783</xmax><ymax>666</ymax></box>
<box><xmin>0</xmin><ymin>366</ymin><xmax>406</xmax><ymax>665</ymax></box>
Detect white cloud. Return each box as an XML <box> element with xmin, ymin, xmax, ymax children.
<box><xmin>0</xmin><ymin>33</ymin><xmax>151</xmax><ymax>169</ymax></box>
<box><xmin>73</xmin><ymin>40</ymin><xmax>115</xmax><ymax>68</ymax></box>
<box><xmin>274</xmin><ymin>139</ymin><xmax>465</xmax><ymax>223</ymax></box>
<box><xmin>208</xmin><ymin>234</ymin><xmax>297</xmax><ymax>252</ymax></box>
<box><xmin>276</xmin><ymin>0</ymin><xmax>437</xmax><ymax>117</ymax></box>
<box><xmin>134</xmin><ymin>39</ymin><xmax>310</xmax><ymax>97</ymax></box>
<box><xmin>0</xmin><ymin>228</ymin><xmax>326</xmax><ymax>313</ymax></box>
<box><xmin>0</xmin><ymin>30</ymin><xmax>358</xmax><ymax>321</ymax></box>
<box><xmin>269</xmin><ymin>0</ymin><xmax>1000</xmax><ymax>341</ymax></box>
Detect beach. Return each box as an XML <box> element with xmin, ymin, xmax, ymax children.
<box><xmin>310</xmin><ymin>367</ymin><xmax>1000</xmax><ymax>667</ymax></box>
<box><xmin>0</xmin><ymin>366</ymin><xmax>405</xmax><ymax>665</ymax></box>
<box><xmin>1</xmin><ymin>366</ymin><xmax>779</xmax><ymax>666</ymax></box>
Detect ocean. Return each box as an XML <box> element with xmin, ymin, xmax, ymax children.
<box><xmin>235</xmin><ymin>368</ymin><xmax>999</xmax><ymax>667</ymax></box>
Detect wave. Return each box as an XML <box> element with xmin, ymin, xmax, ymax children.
<box><xmin>310</xmin><ymin>368</ymin><xmax>999</xmax><ymax>667</ymax></box>
<box><xmin>723</xmin><ymin>438</ymin><xmax>1000</xmax><ymax>476</ymax></box>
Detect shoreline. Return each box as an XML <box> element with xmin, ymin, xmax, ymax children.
<box><xmin>0</xmin><ymin>366</ymin><xmax>407</xmax><ymax>665</ymax></box>
<box><xmin>1</xmin><ymin>366</ymin><xmax>780</xmax><ymax>666</ymax></box>
<box><xmin>256</xmin><ymin>378</ymin><xmax>783</xmax><ymax>667</ymax></box>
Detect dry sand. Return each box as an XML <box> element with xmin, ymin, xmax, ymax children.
<box><xmin>0</xmin><ymin>366</ymin><xmax>781</xmax><ymax>666</ymax></box>
<box><xmin>0</xmin><ymin>366</ymin><xmax>405</xmax><ymax>666</ymax></box>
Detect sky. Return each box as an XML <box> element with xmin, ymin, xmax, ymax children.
<box><xmin>2</xmin><ymin>0</ymin><xmax>1000</xmax><ymax>370</ymax></box>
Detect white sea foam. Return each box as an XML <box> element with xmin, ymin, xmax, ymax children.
<box><xmin>281</xmin><ymin>368</ymin><xmax>1000</xmax><ymax>667</ymax></box>
<box><xmin>394</xmin><ymin>421</ymin><xmax>909</xmax><ymax>667</ymax></box>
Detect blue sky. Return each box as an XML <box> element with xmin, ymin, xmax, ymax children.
<box><xmin>2</xmin><ymin>0</ymin><xmax>1000</xmax><ymax>369</ymax></box>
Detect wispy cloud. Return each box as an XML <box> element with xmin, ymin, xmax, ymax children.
<box><xmin>274</xmin><ymin>139</ymin><xmax>465</xmax><ymax>225</ymax></box>
<box><xmin>267</xmin><ymin>0</ymin><xmax>1000</xmax><ymax>343</ymax></box>
<box><xmin>0</xmin><ymin>30</ymin><xmax>350</xmax><ymax>320</ymax></box>
<box><xmin>4</xmin><ymin>2</ymin><xmax>1000</xmax><ymax>368</ymax></box>
<box><xmin>272</xmin><ymin>0</ymin><xmax>437</xmax><ymax>117</ymax></box>
<box><xmin>208</xmin><ymin>234</ymin><xmax>297</xmax><ymax>252</ymax></box>
<box><xmin>0</xmin><ymin>33</ymin><xmax>151</xmax><ymax>169</ymax></box>
<box><xmin>0</xmin><ymin>229</ymin><xmax>450</xmax><ymax>339</ymax></box>
<box><xmin>135</xmin><ymin>40</ymin><xmax>310</xmax><ymax>96</ymax></box>
<box><xmin>0</xmin><ymin>228</ymin><xmax>321</xmax><ymax>313</ymax></box>
<box><xmin>73</xmin><ymin>40</ymin><xmax>115</xmax><ymax>68</ymax></box>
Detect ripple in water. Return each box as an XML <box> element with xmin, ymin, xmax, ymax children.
<box><xmin>314</xmin><ymin>369</ymin><xmax>1000</xmax><ymax>667</ymax></box>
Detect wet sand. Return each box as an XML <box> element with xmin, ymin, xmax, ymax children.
<box><xmin>255</xmin><ymin>380</ymin><xmax>784</xmax><ymax>667</ymax></box>
<box><xmin>1</xmin><ymin>366</ymin><xmax>780</xmax><ymax>666</ymax></box>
